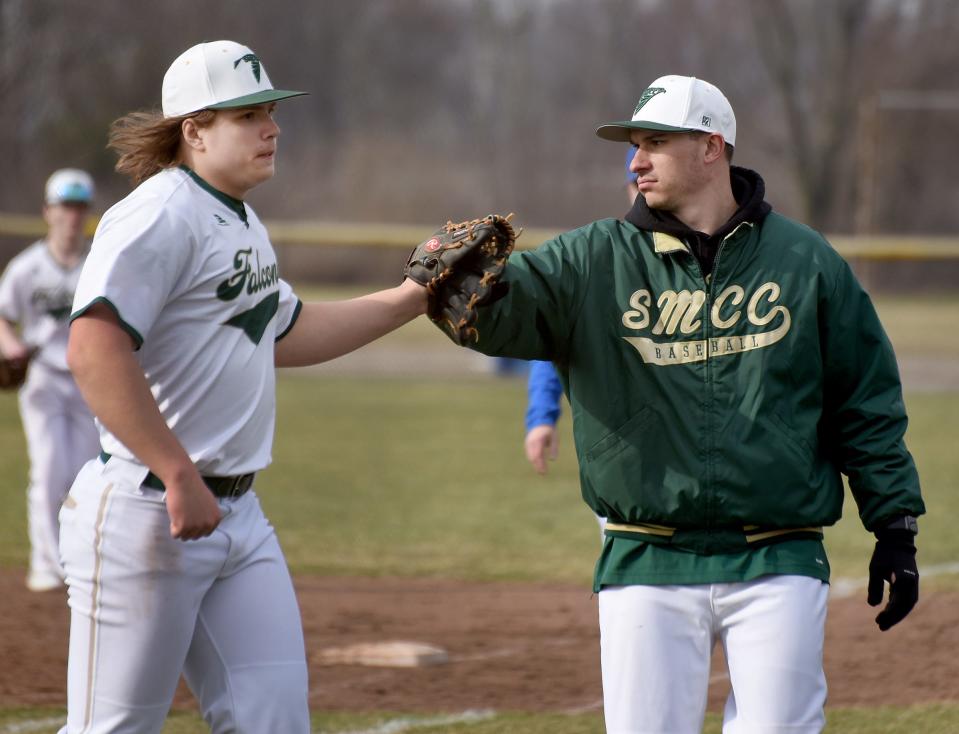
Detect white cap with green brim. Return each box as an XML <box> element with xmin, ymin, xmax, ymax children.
<box><xmin>596</xmin><ymin>75</ymin><xmax>736</xmax><ymax>146</ymax></box>
<box><xmin>162</xmin><ymin>40</ymin><xmax>307</xmax><ymax>118</ymax></box>
<box><xmin>45</xmin><ymin>168</ymin><xmax>94</xmax><ymax>205</ymax></box>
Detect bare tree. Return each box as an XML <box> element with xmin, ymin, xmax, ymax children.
<box><xmin>2</xmin><ymin>0</ymin><xmax>959</xmax><ymax>237</ymax></box>
<box><xmin>748</xmin><ymin>0</ymin><xmax>879</xmax><ymax>230</ymax></box>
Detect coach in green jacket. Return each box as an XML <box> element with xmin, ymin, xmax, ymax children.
<box><xmin>463</xmin><ymin>76</ymin><xmax>924</xmax><ymax>733</ymax></box>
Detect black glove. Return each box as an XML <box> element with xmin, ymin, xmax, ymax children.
<box><xmin>867</xmin><ymin>527</ymin><xmax>918</xmax><ymax>631</ymax></box>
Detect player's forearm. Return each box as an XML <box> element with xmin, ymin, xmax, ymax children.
<box><xmin>275</xmin><ymin>279</ymin><xmax>426</xmax><ymax>367</ymax></box>
<box><xmin>0</xmin><ymin>318</ymin><xmax>26</xmax><ymax>358</ymax></box>
<box><xmin>68</xmin><ymin>315</ymin><xmax>195</xmax><ymax>485</ymax></box>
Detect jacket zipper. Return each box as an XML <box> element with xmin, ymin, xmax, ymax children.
<box><xmin>703</xmin><ymin>238</ymin><xmax>733</xmax><ymax>535</ymax></box>
<box><xmin>684</xmin><ymin>232</ymin><xmax>735</xmax><ymax>537</ymax></box>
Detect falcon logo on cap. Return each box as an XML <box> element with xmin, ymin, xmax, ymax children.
<box><xmin>633</xmin><ymin>87</ymin><xmax>666</xmax><ymax>116</ymax></box>
<box><xmin>234</xmin><ymin>54</ymin><xmax>262</xmax><ymax>83</ymax></box>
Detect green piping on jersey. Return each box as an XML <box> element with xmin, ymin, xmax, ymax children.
<box><xmin>275</xmin><ymin>299</ymin><xmax>302</xmax><ymax>341</ymax></box>
<box><xmin>223</xmin><ymin>290</ymin><xmax>279</xmax><ymax>345</ymax></box>
<box><xmin>178</xmin><ymin>165</ymin><xmax>249</xmax><ymax>227</ymax></box>
<box><xmin>70</xmin><ymin>296</ymin><xmax>145</xmax><ymax>349</ymax></box>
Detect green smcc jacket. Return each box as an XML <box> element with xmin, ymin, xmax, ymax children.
<box><xmin>471</xmin><ymin>212</ymin><xmax>924</xmax><ymax>551</ymax></box>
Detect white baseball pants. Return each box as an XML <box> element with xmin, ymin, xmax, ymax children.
<box><xmin>599</xmin><ymin>575</ymin><xmax>828</xmax><ymax>734</ymax></box>
<box><xmin>57</xmin><ymin>456</ymin><xmax>310</xmax><ymax>734</ymax></box>
<box><xmin>19</xmin><ymin>363</ymin><xmax>98</xmax><ymax>584</ymax></box>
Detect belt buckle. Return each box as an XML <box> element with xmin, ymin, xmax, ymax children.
<box><xmin>225</xmin><ymin>475</ymin><xmax>243</xmax><ymax>498</ymax></box>
<box><xmin>226</xmin><ymin>473</ymin><xmax>254</xmax><ymax>498</ymax></box>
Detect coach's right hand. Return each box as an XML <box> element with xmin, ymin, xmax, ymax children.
<box><xmin>165</xmin><ymin>470</ymin><xmax>222</xmax><ymax>540</ymax></box>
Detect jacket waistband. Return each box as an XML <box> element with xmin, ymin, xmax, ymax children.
<box><xmin>99</xmin><ymin>451</ymin><xmax>255</xmax><ymax>499</ymax></box>
<box><xmin>604</xmin><ymin>521</ymin><xmax>823</xmax><ymax>544</ymax></box>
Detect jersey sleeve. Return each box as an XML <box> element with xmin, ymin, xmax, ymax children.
<box><xmin>0</xmin><ymin>256</ymin><xmax>25</xmax><ymax>323</ymax></box>
<box><xmin>274</xmin><ymin>278</ymin><xmax>302</xmax><ymax>341</ymax></box>
<box><xmin>525</xmin><ymin>360</ymin><xmax>563</xmax><ymax>431</ymax></box>
<box><xmin>819</xmin><ymin>258</ymin><xmax>925</xmax><ymax>530</ymax></box>
<box><xmin>469</xmin><ymin>226</ymin><xmax>590</xmax><ymax>361</ymax></box>
<box><xmin>71</xmin><ymin>200</ymin><xmax>192</xmax><ymax>348</ymax></box>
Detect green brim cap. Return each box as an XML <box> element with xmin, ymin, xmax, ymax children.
<box><xmin>597</xmin><ymin>76</ymin><xmax>738</xmax><ymax>145</ymax></box>
<box><xmin>595</xmin><ymin>120</ymin><xmax>695</xmax><ymax>142</ymax></box>
<box><xmin>207</xmin><ymin>89</ymin><xmax>309</xmax><ymax>109</ymax></box>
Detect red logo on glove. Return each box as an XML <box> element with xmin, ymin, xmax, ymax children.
<box><xmin>424</xmin><ymin>238</ymin><xmax>441</xmax><ymax>252</ymax></box>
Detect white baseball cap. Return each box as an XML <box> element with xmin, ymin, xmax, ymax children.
<box><xmin>44</xmin><ymin>169</ymin><xmax>94</xmax><ymax>205</ymax></box>
<box><xmin>162</xmin><ymin>40</ymin><xmax>307</xmax><ymax>118</ymax></box>
<box><xmin>596</xmin><ymin>75</ymin><xmax>736</xmax><ymax>146</ymax></box>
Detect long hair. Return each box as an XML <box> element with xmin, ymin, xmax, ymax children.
<box><xmin>107</xmin><ymin>109</ymin><xmax>216</xmax><ymax>185</ymax></box>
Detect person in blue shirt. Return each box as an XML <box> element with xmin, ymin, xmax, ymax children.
<box><xmin>523</xmin><ymin>359</ymin><xmax>563</xmax><ymax>474</ymax></box>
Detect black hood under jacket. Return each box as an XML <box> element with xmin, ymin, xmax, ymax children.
<box><xmin>624</xmin><ymin>166</ymin><xmax>773</xmax><ymax>275</ymax></box>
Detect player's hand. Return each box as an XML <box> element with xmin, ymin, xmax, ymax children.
<box><xmin>867</xmin><ymin>528</ymin><xmax>919</xmax><ymax>631</ymax></box>
<box><xmin>525</xmin><ymin>424</ymin><xmax>559</xmax><ymax>475</ymax></box>
<box><xmin>164</xmin><ymin>472</ymin><xmax>222</xmax><ymax>540</ymax></box>
<box><xmin>0</xmin><ymin>340</ymin><xmax>31</xmax><ymax>362</ymax></box>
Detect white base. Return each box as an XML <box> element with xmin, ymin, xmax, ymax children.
<box><xmin>315</xmin><ymin>640</ymin><xmax>449</xmax><ymax>668</ymax></box>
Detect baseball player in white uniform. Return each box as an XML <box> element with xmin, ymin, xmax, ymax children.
<box><xmin>0</xmin><ymin>169</ymin><xmax>100</xmax><ymax>592</ymax></box>
<box><xmin>60</xmin><ymin>41</ymin><xmax>426</xmax><ymax>734</ymax></box>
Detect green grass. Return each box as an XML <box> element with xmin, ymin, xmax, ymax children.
<box><xmin>264</xmin><ymin>375</ymin><xmax>598</xmax><ymax>582</ymax></box>
<box><xmin>5</xmin><ymin>704</ymin><xmax>959</xmax><ymax>733</ymax></box>
<box><xmin>873</xmin><ymin>293</ymin><xmax>959</xmax><ymax>359</ymax></box>
<box><xmin>4</xmin><ymin>375</ymin><xmax>950</xmax><ymax>584</ymax></box>
<box><xmin>0</xmin><ymin>393</ymin><xmax>28</xmax><ymax>567</ymax></box>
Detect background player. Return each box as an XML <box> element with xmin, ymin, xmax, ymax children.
<box><xmin>60</xmin><ymin>40</ymin><xmax>425</xmax><ymax>733</ymax></box>
<box><xmin>0</xmin><ymin>169</ymin><xmax>100</xmax><ymax>592</ymax></box>
<box><xmin>523</xmin><ymin>359</ymin><xmax>563</xmax><ymax>475</ymax></box>
<box><xmin>435</xmin><ymin>74</ymin><xmax>925</xmax><ymax>733</ymax></box>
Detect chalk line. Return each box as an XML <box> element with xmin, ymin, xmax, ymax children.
<box><xmin>322</xmin><ymin>709</ymin><xmax>497</xmax><ymax>734</ymax></box>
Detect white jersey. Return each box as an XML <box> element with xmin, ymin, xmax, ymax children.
<box><xmin>0</xmin><ymin>240</ymin><xmax>86</xmax><ymax>372</ymax></box>
<box><xmin>72</xmin><ymin>166</ymin><xmax>301</xmax><ymax>476</ymax></box>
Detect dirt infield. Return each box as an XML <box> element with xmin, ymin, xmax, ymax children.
<box><xmin>3</xmin><ymin>570</ymin><xmax>958</xmax><ymax>714</ymax></box>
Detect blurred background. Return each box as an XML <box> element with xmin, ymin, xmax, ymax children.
<box><xmin>2</xmin><ymin>0</ymin><xmax>959</xmax><ymax>236</ymax></box>
<box><xmin>0</xmin><ymin>4</ymin><xmax>958</xmax><ymax>729</ymax></box>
